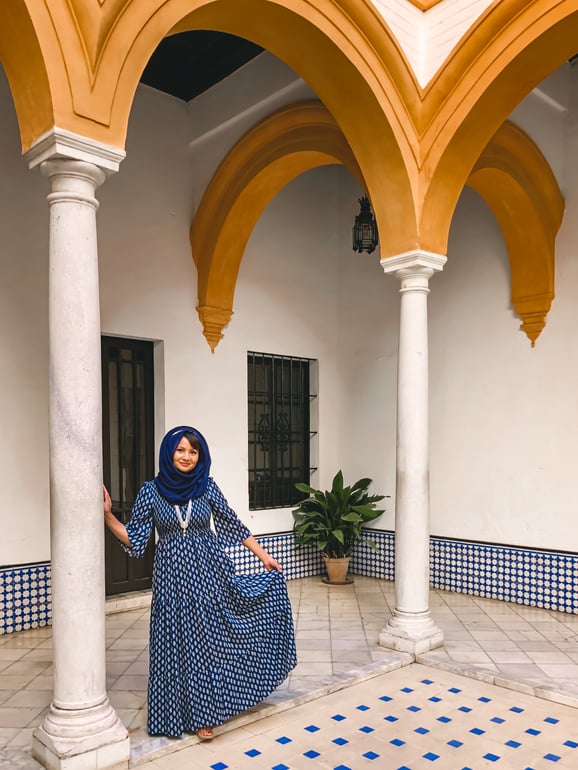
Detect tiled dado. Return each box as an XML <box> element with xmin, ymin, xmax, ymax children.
<box><xmin>227</xmin><ymin>532</ymin><xmax>325</xmax><ymax>580</ymax></box>
<box><xmin>0</xmin><ymin>562</ymin><xmax>51</xmax><ymax>635</ymax></box>
<box><xmin>228</xmin><ymin>531</ymin><xmax>578</xmax><ymax>614</ymax></box>
<box><xmin>2</xmin><ymin>533</ymin><xmax>577</xmax><ymax>634</ymax></box>
<box><xmin>348</xmin><ymin>532</ymin><xmax>578</xmax><ymax>615</ymax></box>
<box><xmin>430</xmin><ymin>536</ymin><xmax>578</xmax><ymax>614</ymax></box>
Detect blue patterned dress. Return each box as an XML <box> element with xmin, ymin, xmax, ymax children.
<box><xmin>124</xmin><ymin>478</ymin><xmax>297</xmax><ymax>736</ymax></box>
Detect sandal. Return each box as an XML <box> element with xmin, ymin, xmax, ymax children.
<box><xmin>196</xmin><ymin>726</ymin><xmax>214</xmax><ymax>740</ymax></box>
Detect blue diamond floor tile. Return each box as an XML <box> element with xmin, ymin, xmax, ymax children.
<box><xmin>139</xmin><ymin>662</ymin><xmax>578</xmax><ymax>770</ymax></box>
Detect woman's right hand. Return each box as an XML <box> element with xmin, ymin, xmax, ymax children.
<box><xmin>103</xmin><ymin>485</ymin><xmax>132</xmax><ymax>548</ymax></box>
<box><xmin>103</xmin><ymin>485</ymin><xmax>113</xmax><ymax>516</ymax></box>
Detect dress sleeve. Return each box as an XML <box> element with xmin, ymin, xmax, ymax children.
<box><xmin>123</xmin><ymin>482</ymin><xmax>155</xmax><ymax>559</ymax></box>
<box><xmin>206</xmin><ymin>478</ymin><xmax>251</xmax><ymax>545</ymax></box>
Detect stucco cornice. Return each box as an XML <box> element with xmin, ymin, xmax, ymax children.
<box><xmin>25</xmin><ymin>126</ymin><xmax>125</xmax><ymax>173</ymax></box>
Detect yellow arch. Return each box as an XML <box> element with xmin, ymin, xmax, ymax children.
<box><xmin>415</xmin><ymin>0</ymin><xmax>578</xmax><ymax>257</ymax></box>
<box><xmin>467</xmin><ymin>121</ymin><xmax>564</xmax><ymax>346</ymax></box>
<box><xmin>191</xmin><ymin>101</ymin><xmax>364</xmax><ymax>351</ymax></box>
<box><xmin>111</xmin><ymin>0</ymin><xmax>421</xmax><ymax>256</ymax></box>
<box><xmin>4</xmin><ymin>0</ymin><xmax>420</xmax><ymax>257</ymax></box>
<box><xmin>5</xmin><ymin>0</ymin><xmax>573</xmax><ymax>274</ymax></box>
<box><xmin>0</xmin><ymin>2</ymin><xmax>55</xmax><ymax>149</ymax></box>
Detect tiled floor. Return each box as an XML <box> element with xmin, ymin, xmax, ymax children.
<box><xmin>143</xmin><ymin>664</ymin><xmax>578</xmax><ymax>770</ymax></box>
<box><xmin>1</xmin><ymin>576</ymin><xmax>578</xmax><ymax>769</ymax></box>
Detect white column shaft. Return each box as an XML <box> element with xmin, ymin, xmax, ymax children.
<box><xmin>26</xmin><ymin>138</ymin><xmax>128</xmax><ymax>769</ymax></box>
<box><xmin>396</xmin><ymin>271</ymin><xmax>431</xmax><ymax>614</ymax></box>
<box><xmin>45</xmin><ymin>159</ymin><xmax>107</xmax><ymax>711</ymax></box>
<box><xmin>379</xmin><ymin>251</ymin><xmax>446</xmax><ymax>654</ymax></box>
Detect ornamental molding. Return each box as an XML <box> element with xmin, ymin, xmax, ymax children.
<box><xmin>380</xmin><ymin>250</ymin><xmax>447</xmax><ymax>276</ymax></box>
<box><xmin>25</xmin><ymin>127</ymin><xmax>125</xmax><ymax>173</ymax></box>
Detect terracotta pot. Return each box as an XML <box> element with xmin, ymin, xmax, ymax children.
<box><xmin>322</xmin><ymin>555</ymin><xmax>352</xmax><ymax>585</ymax></box>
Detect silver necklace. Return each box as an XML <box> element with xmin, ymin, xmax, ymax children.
<box><xmin>174</xmin><ymin>500</ymin><xmax>192</xmax><ymax>535</ymax></box>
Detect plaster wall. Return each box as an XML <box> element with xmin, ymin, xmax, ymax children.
<box><xmin>186</xmin><ymin>52</ymin><xmax>315</xmax><ymax>205</ymax></box>
<box><xmin>428</xmin><ymin>182</ymin><xmax>578</xmax><ymax>552</ymax></box>
<box><xmin>509</xmin><ymin>64</ymin><xmax>570</xmax><ymax>190</ymax></box>
<box><xmin>2</xmin><ymin>44</ymin><xmax>578</xmax><ymax>569</ymax></box>
<box><xmin>333</xmin><ymin>61</ymin><xmax>578</xmax><ymax>553</ymax></box>
<box><xmin>423</xmin><ymin>61</ymin><xmax>578</xmax><ymax>551</ymax></box>
<box><xmin>0</xmin><ymin>66</ymin><xmax>50</xmax><ymax>565</ymax></box>
<box><xmin>0</xmin><ymin>59</ymin><xmax>351</xmax><ymax>566</ymax></box>
<box><xmin>337</xmin><ymin>167</ymin><xmax>578</xmax><ymax>553</ymax></box>
<box><xmin>99</xmin><ymin>87</ymin><xmax>350</xmax><ymax>538</ymax></box>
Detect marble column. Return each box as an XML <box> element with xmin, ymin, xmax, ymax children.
<box><xmin>379</xmin><ymin>251</ymin><xmax>446</xmax><ymax>654</ymax></box>
<box><xmin>25</xmin><ymin>140</ymin><xmax>129</xmax><ymax>769</ymax></box>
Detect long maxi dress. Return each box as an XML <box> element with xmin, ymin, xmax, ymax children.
<box><xmin>124</xmin><ymin>477</ymin><xmax>297</xmax><ymax>737</ymax></box>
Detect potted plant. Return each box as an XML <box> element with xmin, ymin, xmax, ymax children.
<box><xmin>293</xmin><ymin>470</ymin><xmax>387</xmax><ymax>584</ymax></box>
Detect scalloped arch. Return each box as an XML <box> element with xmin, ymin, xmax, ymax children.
<box><xmin>467</xmin><ymin>121</ymin><xmax>564</xmax><ymax>346</ymax></box>
<box><xmin>190</xmin><ymin>101</ymin><xmax>365</xmax><ymax>351</ymax></box>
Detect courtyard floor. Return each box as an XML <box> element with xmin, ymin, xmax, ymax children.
<box><xmin>1</xmin><ymin>576</ymin><xmax>578</xmax><ymax>768</ymax></box>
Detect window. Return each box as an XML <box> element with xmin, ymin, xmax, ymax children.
<box><xmin>248</xmin><ymin>352</ymin><xmax>317</xmax><ymax>509</ymax></box>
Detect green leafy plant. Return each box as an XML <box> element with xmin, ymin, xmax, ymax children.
<box><xmin>293</xmin><ymin>470</ymin><xmax>388</xmax><ymax>558</ymax></box>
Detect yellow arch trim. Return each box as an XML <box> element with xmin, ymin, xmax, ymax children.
<box><xmin>467</xmin><ymin>121</ymin><xmax>564</xmax><ymax>346</ymax></box>
<box><xmin>7</xmin><ymin>0</ymin><xmax>420</xmax><ymax>256</ymax></box>
<box><xmin>415</xmin><ymin>0</ymin><xmax>578</xmax><ymax>257</ymax></box>
<box><xmin>191</xmin><ymin>101</ymin><xmax>364</xmax><ymax>351</ymax></box>
<box><xmin>113</xmin><ymin>0</ymin><xmax>420</xmax><ymax>255</ymax></box>
<box><xmin>408</xmin><ymin>1</ymin><xmax>444</xmax><ymax>9</ymax></box>
<box><xmin>0</xmin><ymin>2</ymin><xmax>56</xmax><ymax>150</ymax></box>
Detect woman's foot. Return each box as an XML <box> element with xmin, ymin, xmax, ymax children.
<box><xmin>196</xmin><ymin>726</ymin><xmax>214</xmax><ymax>740</ymax></box>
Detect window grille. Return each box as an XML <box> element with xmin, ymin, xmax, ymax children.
<box><xmin>248</xmin><ymin>352</ymin><xmax>316</xmax><ymax>509</ymax></box>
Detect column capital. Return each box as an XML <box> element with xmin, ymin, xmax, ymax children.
<box><xmin>39</xmin><ymin>159</ymin><xmax>107</xmax><ymax>207</ymax></box>
<box><xmin>380</xmin><ymin>250</ymin><xmax>447</xmax><ymax>280</ymax></box>
<box><xmin>25</xmin><ymin>127</ymin><xmax>125</xmax><ymax>174</ymax></box>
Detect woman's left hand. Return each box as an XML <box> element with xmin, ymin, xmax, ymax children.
<box><xmin>242</xmin><ymin>535</ymin><xmax>283</xmax><ymax>572</ymax></box>
<box><xmin>262</xmin><ymin>554</ymin><xmax>282</xmax><ymax>572</ymax></box>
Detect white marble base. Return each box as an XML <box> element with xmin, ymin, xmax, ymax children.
<box><xmin>379</xmin><ymin>613</ymin><xmax>444</xmax><ymax>654</ymax></box>
<box><xmin>32</xmin><ymin>708</ymin><xmax>129</xmax><ymax>770</ymax></box>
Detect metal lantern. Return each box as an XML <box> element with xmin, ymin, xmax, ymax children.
<box><xmin>352</xmin><ymin>195</ymin><xmax>379</xmax><ymax>254</ymax></box>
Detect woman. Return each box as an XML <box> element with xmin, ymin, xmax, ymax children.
<box><xmin>104</xmin><ymin>425</ymin><xmax>297</xmax><ymax>740</ymax></box>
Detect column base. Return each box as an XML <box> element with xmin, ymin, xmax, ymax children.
<box><xmin>32</xmin><ymin>699</ymin><xmax>130</xmax><ymax>770</ymax></box>
<box><xmin>379</xmin><ymin>610</ymin><xmax>444</xmax><ymax>654</ymax></box>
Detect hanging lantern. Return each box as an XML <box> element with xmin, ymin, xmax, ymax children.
<box><xmin>352</xmin><ymin>195</ymin><xmax>379</xmax><ymax>254</ymax></box>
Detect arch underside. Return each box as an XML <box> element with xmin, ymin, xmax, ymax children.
<box><xmin>193</xmin><ymin>105</ymin><xmax>563</xmax><ymax>350</ymax></box>
<box><xmin>0</xmin><ymin>1</ymin><xmax>571</xmax><ymax>350</ymax></box>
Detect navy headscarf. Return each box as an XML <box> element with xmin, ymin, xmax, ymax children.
<box><xmin>153</xmin><ymin>425</ymin><xmax>212</xmax><ymax>505</ymax></box>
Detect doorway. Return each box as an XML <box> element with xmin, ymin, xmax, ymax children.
<box><xmin>102</xmin><ymin>336</ymin><xmax>155</xmax><ymax>595</ymax></box>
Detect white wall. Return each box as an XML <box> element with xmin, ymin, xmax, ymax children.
<box><xmin>3</xmin><ymin>47</ymin><xmax>578</xmax><ymax>568</ymax></box>
<box><xmin>335</xmin><ymin>174</ymin><xmax>398</xmax><ymax>531</ymax></box>
<box><xmin>428</xmin><ymin>182</ymin><xmax>578</xmax><ymax>551</ymax></box>
<box><xmin>424</xmin><ymin>63</ymin><xmax>578</xmax><ymax>552</ymax></box>
<box><xmin>0</xmin><ymin>54</ymin><xmax>347</xmax><ymax>566</ymax></box>
<box><xmin>98</xmin><ymin>79</ymin><xmax>349</xmax><ymax>537</ymax></box>
<box><xmin>0</xmin><ymin>66</ymin><xmax>50</xmax><ymax>564</ymax></box>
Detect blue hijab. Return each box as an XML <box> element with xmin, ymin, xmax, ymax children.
<box><xmin>153</xmin><ymin>426</ymin><xmax>212</xmax><ymax>505</ymax></box>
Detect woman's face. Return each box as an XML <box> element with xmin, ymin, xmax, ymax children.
<box><xmin>173</xmin><ymin>437</ymin><xmax>199</xmax><ymax>473</ymax></box>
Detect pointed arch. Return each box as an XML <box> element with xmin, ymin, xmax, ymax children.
<box><xmin>190</xmin><ymin>101</ymin><xmax>364</xmax><ymax>350</ymax></box>
<box><xmin>467</xmin><ymin>121</ymin><xmax>564</xmax><ymax>346</ymax></box>
<box><xmin>4</xmin><ymin>1</ymin><xmax>421</xmax><ymax>260</ymax></box>
<box><xmin>103</xmin><ymin>0</ymin><xmax>421</xmax><ymax>256</ymax></box>
<box><xmin>413</xmin><ymin>0</ymin><xmax>578</xmax><ymax>258</ymax></box>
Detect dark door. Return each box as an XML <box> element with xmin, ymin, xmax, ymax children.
<box><xmin>102</xmin><ymin>336</ymin><xmax>155</xmax><ymax>596</ymax></box>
